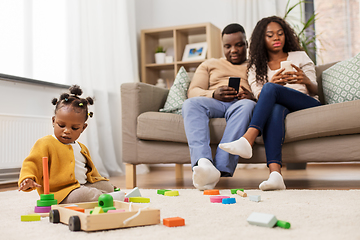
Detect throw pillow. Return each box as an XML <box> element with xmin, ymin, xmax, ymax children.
<box><xmin>159</xmin><ymin>66</ymin><xmax>191</xmax><ymax>115</ymax></box>
<box><xmin>322</xmin><ymin>53</ymin><xmax>360</xmax><ymax>104</ymax></box>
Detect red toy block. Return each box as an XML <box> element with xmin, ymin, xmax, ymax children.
<box><xmin>163</xmin><ymin>217</ymin><xmax>185</xmax><ymax>227</ymax></box>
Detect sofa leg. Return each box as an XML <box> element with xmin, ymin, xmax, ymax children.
<box><xmin>175</xmin><ymin>164</ymin><xmax>183</xmax><ymax>180</ymax></box>
<box><xmin>126</xmin><ymin>163</ymin><xmax>137</xmax><ymax>189</ymax></box>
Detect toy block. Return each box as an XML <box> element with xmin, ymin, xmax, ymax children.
<box><xmin>129</xmin><ymin>197</ymin><xmax>150</xmax><ymax>203</ymax></box>
<box><xmin>125</xmin><ymin>187</ymin><xmax>141</xmax><ymax>198</ymax></box>
<box><xmin>203</xmin><ymin>189</ymin><xmax>220</xmax><ymax>195</ymax></box>
<box><xmin>222</xmin><ymin>197</ymin><xmax>236</xmax><ymax>204</ymax></box>
<box><xmin>21</xmin><ymin>214</ymin><xmax>41</xmax><ymax>221</ymax></box>
<box><xmin>231</xmin><ymin>188</ymin><xmax>244</xmax><ymax>194</ymax></box>
<box><xmin>34</xmin><ymin>206</ymin><xmax>52</xmax><ymax>213</ymax></box>
<box><xmin>64</xmin><ymin>204</ymin><xmax>78</xmax><ymax>207</ymax></box>
<box><xmin>42</xmin><ymin>157</ymin><xmax>49</xmax><ymax>194</ymax></box>
<box><xmin>114</xmin><ymin>187</ymin><xmax>121</xmax><ymax>192</ymax></box>
<box><xmin>247</xmin><ymin>212</ymin><xmax>277</xmax><ymax>228</ymax></box>
<box><xmin>124</xmin><ymin>197</ymin><xmax>129</xmax><ymax>202</ymax></box>
<box><xmin>65</xmin><ymin>206</ymin><xmax>85</xmax><ymax>213</ymax></box>
<box><xmin>164</xmin><ymin>190</ymin><xmax>179</xmax><ymax>196</ymax></box>
<box><xmin>37</xmin><ymin>199</ymin><xmax>58</xmax><ymax>207</ymax></box>
<box><xmin>163</xmin><ymin>217</ymin><xmax>185</xmax><ymax>227</ymax></box>
<box><xmin>236</xmin><ymin>190</ymin><xmax>247</xmax><ymax>197</ymax></box>
<box><xmin>91</xmin><ymin>206</ymin><xmax>104</xmax><ymax>214</ymax></box>
<box><xmin>107</xmin><ymin>209</ymin><xmax>125</xmax><ymax>213</ymax></box>
<box><xmin>102</xmin><ymin>206</ymin><xmax>117</xmax><ymax>213</ymax></box>
<box><xmin>210</xmin><ymin>196</ymin><xmax>230</xmax><ymax>203</ymax></box>
<box><xmin>98</xmin><ymin>194</ymin><xmax>114</xmax><ymax>208</ymax></box>
<box><xmin>276</xmin><ymin>220</ymin><xmax>291</xmax><ymax>229</ymax></box>
<box><xmin>249</xmin><ymin>195</ymin><xmax>261</xmax><ymax>202</ymax></box>
<box><xmin>157</xmin><ymin>189</ymin><xmax>171</xmax><ymax>195</ymax></box>
<box><xmin>40</xmin><ymin>194</ymin><xmax>55</xmax><ymax>200</ymax></box>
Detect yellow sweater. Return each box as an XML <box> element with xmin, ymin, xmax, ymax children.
<box><xmin>18</xmin><ymin>135</ymin><xmax>108</xmax><ymax>203</ymax></box>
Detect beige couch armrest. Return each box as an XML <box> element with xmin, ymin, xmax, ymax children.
<box><xmin>121</xmin><ymin>82</ymin><xmax>169</xmax><ymax>163</ymax></box>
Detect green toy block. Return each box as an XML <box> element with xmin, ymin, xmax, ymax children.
<box><xmin>114</xmin><ymin>187</ymin><xmax>121</xmax><ymax>192</ymax></box>
<box><xmin>37</xmin><ymin>199</ymin><xmax>58</xmax><ymax>207</ymax></box>
<box><xmin>102</xmin><ymin>206</ymin><xmax>117</xmax><ymax>213</ymax></box>
<box><xmin>157</xmin><ymin>189</ymin><xmax>171</xmax><ymax>195</ymax></box>
<box><xmin>21</xmin><ymin>214</ymin><xmax>41</xmax><ymax>221</ymax></box>
<box><xmin>164</xmin><ymin>190</ymin><xmax>179</xmax><ymax>196</ymax></box>
<box><xmin>129</xmin><ymin>197</ymin><xmax>150</xmax><ymax>203</ymax></box>
<box><xmin>40</xmin><ymin>194</ymin><xmax>55</xmax><ymax>200</ymax></box>
<box><xmin>231</xmin><ymin>188</ymin><xmax>244</xmax><ymax>194</ymax></box>
<box><xmin>276</xmin><ymin>220</ymin><xmax>291</xmax><ymax>229</ymax></box>
<box><xmin>98</xmin><ymin>194</ymin><xmax>114</xmax><ymax>208</ymax></box>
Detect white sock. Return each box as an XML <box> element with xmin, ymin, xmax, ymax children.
<box><xmin>108</xmin><ymin>191</ymin><xmax>125</xmax><ymax>201</ymax></box>
<box><xmin>219</xmin><ymin>137</ymin><xmax>253</xmax><ymax>159</ymax></box>
<box><xmin>259</xmin><ymin>171</ymin><xmax>286</xmax><ymax>191</ymax></box>
<box><xmin>192</xmin><ymin>158</ymin><xmax>220</xmax><ymax>191</ymax></box>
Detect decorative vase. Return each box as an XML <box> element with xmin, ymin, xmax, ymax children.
<box><xmin>155</xmin><ymin>52</ymin><xmax>166</xmax><ymax>64</ymax></box>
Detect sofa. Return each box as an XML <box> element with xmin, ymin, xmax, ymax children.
<box><xmin>121</xmin><ymin>62</ymin><xmax>360</xmax><ymax>189</ymax></box>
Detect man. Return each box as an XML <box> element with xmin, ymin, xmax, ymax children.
<box><xmin>182</xmin><ymin>23</ymin><xmax>256</xmax><ymax>190</ymax></box>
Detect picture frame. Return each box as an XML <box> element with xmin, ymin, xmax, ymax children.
<box><xmin>182</xmin><ymin>42</ymin><xmax>208</xmax><ymax>62</ymax></box>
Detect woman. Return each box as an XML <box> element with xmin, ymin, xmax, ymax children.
<box><xmin>219</xmin><ymin>16</ymin><xmax>321</xmax><ymax>191</ymax></box>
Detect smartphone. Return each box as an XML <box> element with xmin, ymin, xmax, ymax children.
<box><xmin>228</xmin><ymin>77</ymin><xmax>241</xmax><ymax>93</ymax></box>
<box><xmin>280</xmin><ymin>61</ymin><xmax>293</xmax><ymax>74</ymax></box>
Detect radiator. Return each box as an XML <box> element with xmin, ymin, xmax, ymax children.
<box><xmin>0</xmin><ymin>114</ymin><xmax>53</xmax><ymax>184</ymax></box>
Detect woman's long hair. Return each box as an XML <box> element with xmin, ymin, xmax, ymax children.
<box><xmin>248</xmin><ymin>16</ymin><xmax>302</xmax><ymax>84</ymax></box>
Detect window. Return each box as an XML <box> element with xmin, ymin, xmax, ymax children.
<box><xmin>0</xmin><ymin>0</ymin><xmax>67</xmax><ymax>84</ymax></box>
<box><xmin>315</xmin><ymin>0</ymin><xmax>360</xmax><ymax>64</ymax></box>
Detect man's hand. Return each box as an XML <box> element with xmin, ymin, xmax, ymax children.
<box><xmin>213</xmin><ymin>85</ymin><xmax>237</xmax><ymax>102</ymax></box>
<box><xmin>19</xmin><ymin>178</ymin><xmax>41</xmax><ymax>191</ymax></box>
<box><xmin>237</xmin><ymin>86</ymin><xmax>255</xmax><ymax>100</ymax></box>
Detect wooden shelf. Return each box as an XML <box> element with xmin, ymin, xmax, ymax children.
<box><xmin>140</xmin><ymin>23</ymin><xmax>222</xmax><ymax>87</ymax></box>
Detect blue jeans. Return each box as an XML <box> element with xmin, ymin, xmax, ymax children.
<box><xmin>182</xmin><ymin>97</ymin><xmax>256</xmax><ymax>176</ymax></box>
<box><xmin>249</xmin><ymin>83</ymin><xmax>321</xmax><ymax>166</ymax></box>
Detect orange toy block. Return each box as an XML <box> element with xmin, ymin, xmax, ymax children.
<box><xmin>163</xmin><ymin>217</ymin><xmax>185</xmax><ymax>227</ymax></box>
<box><xmin>65</xmin><ymin>206</ymin><xmax>85</xmax><ymax>213</ymax></box>
<box><xmin>42</xmin><ymin>157</ymin><xmax>49</xmax><ymax>195</ymax></box>
<box><xmin>203</xmin><ymin>189</ymin><xmax>220</xmax><ymax>195</ymax></box>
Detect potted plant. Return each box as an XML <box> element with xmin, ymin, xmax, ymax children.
<box><xmin>155</xmin><ymin>46</ymin><xmax>166</xmax><ymax>64</ymax></box>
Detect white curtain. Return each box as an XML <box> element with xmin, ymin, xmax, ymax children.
<box><xmin>66</xmin><ymin>0</ymin><xmax>139</xmax><ymax>177</ymax></box>
<box><xmin>236</xmin><ymin>0</ymin><xmax>296</xmax><ymax>38</ymax></box>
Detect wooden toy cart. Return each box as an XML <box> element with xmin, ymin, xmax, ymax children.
<box><xmin>49</xmin><ymin>201</ymin><xmax>160</xmax><ymax>231</ymax></box>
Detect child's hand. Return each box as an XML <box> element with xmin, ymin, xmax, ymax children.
<box><xmin>19</xmin><ymin>178</ymin><xmax>41</xmax><ymax>191</ymax></box>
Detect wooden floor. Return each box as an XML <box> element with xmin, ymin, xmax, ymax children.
<box><xmin>2</xmin><ymin>163</ymin><xmax>360</xmax><ymax>192</ymax></box>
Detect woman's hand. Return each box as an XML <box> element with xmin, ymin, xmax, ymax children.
<box><xmin>19</xmin><ymin>178</ymin><xmax>41</xmax><ymax>191</ymax></box>
<box><xmin>283</xmin><ymin>64</ymin><xmax>311</xmax><ymax>85</ymax></box>
<box><xmin>270</xmin><ymin>68</ymin><xmax>288</xmax><ymax>85</ymax></box>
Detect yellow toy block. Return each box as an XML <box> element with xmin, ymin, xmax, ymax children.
<box><xmin>91</xmin><ymin>206</ymin><xmax>104</xmax><ymax>214</ymax></box>
<box><xmin>129</xmin><ymin>197</ymin><xmax>150</xmax><ymax>203</ymax></box>
<box><xmin>164</xmin><ymin>190</ymin><xmax>179</xmax><ymax>196</ymax></box>
<box><xmin>21</xmin><ymin>214</ymin><xmax>41</xmax><ymax>221</ymax></box>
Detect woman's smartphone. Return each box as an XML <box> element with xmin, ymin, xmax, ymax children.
<box><xmin>228</xmin><ymin>77</ymin><xmax>241</xmax><ymax>93</ymax></box>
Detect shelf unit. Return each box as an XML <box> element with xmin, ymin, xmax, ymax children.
<box><xmin>140</xmin><ymin>22</ymin><xmax>222</xmax><ymax>87</ymax></box>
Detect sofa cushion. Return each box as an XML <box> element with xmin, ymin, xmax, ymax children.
<box><xmin>284</xmin><ymin>99</ymin><xmax>360</xmax><ymax>143</ymax></box>
<box><xmin>322</xmin><ymin>53</ymin><xmax>360</xmax><ymax>104</ymax></box>
<box><xmin>138</xmin><ymin>99</ymin><xmax>360</xmax><ymax>144</ymax></box>
<box><xmin>159</xmin><ymin>66</ymin><xmax>190</xmax><ymax>115</ymax></box>
<box><xmin>137</xmin><ymin>112</ymin><xmax>226</xmax><ymax>144</ymax></box>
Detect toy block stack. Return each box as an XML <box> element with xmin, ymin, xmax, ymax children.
<box><xmin>34</xmin><ymin>157</ymin><xmax>57</xmax><ymax>214</ymax></box>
